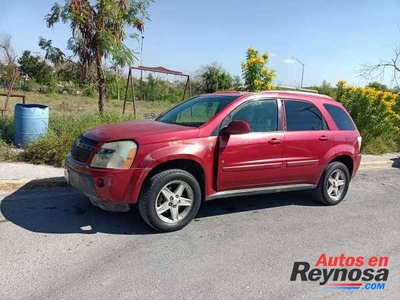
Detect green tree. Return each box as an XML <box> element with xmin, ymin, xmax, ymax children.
<box><xmin>107</xmin><ymin>61</ymin><xmax>124</xmax><ymax>101</ymax></box>
<box><xmin>18</xmin><ymin>51</ymin><xmax>54</xmax><ymax>85</ymax></box>
<box><xmin>241</xmin><ymin>47</ymin><xmax>275</xmax><ymax>92</ymax></box>
<box><xmin>197</xmin><ymin>63</ymin><xmax>233</xmax><ymax>93</ymax></box>
<box><xmin>308</xmin><ymin>80</ymin><xmax>335</xmax><ymax>97</ymax></box>
<box><xmin>366</xmin><ymin>81</ymin><xmax>389</xmax><ymax>92</ymax></box>
<box><xmin>145</xmin><ymin>73</ymin><xmax>156</xmax><ymax>100</ymax></box>
<box><xmin>39</xmin><ymin>37</ymin><xmax>65</xmax><ymax>66</ymax></box>
<box><xmin>39</xmin><ymin>37</ymin><xmax>96</xmax><ymax>87</ymax></box>
<box><xmin>44</xmin><ymin>0</ymin><xmax>152</xmax><ymax>115</ymax></box>
<box><xmin>56</xmin><ymin>60</ymin><xmax>84</xmax><ymax>84</ymax></box>
<box><xmin>232</xmin><ymin>75</ymin><xmax>243</xmax><ymax>91</ymax></box>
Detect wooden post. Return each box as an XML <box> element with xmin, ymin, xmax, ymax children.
<box><xmin>123</xmin><ymin>68</ymin><xmax>132</xmax><ymax>115</ymax></box>
<box><xmin>131</xmin><ymin>74</ymin><xmax>136</xmax><ymax>119</ymax></box>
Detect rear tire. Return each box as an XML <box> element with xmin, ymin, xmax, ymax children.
<box><xmin>314</xmin><ymin>162</ymin><xmax>350</xmax><ymax>205</ymax></box>
<box><xmin>138</xmin><ymin>169</ymin><xmax>202</xmax><ymax>232</ymax></box>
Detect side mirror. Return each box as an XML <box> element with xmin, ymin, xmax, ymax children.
<box><xmin>221</xmin><ymin>120</ymin><xmax>251</xmax><ymax>135</ymax></box>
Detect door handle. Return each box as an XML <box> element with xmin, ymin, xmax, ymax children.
<box><xmin>269</xmin><ymin>138</ymin><xmax>281</xmax><ymax>144</ymax></box>
<box><xmin>319</xmin><ymin>135</ymin><xmax>329</xmax><ymax>141</ymax></box>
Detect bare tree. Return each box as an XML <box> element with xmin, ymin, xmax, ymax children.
<box><xmin>0</xmin><ymin>35</ymin><xmax>16</xmax><ymax>65</ymax></box>
<box><xmin>0</xmin><ymin>35</ymin><xmax>18</xmax><ymax>91</ymax></box>
<box><xmin>358</xmin><ymin>48</ymin><xmax>400</xmax><ymax>87</ymax></box>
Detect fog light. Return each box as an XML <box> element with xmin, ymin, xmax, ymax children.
<box><xmin>95</xmin><ymin>178</ymin><xmax>105</xmax><ymax>188</ymax></box>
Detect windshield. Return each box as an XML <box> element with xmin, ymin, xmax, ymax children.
<box><xmin>156</xmin><ymin>95</ymin><xmax>240</xmax><ymax>127</ymax></box>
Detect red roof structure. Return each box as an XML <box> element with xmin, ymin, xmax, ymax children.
<box><xmin>135</xmin><ymin>66</ymin><xmax>188</xmax><ymax>77</ymax></box>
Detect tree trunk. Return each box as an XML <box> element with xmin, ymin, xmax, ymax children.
<box><xmin>116</xmin><ymin>76</ymin><xmax>120</xmax><ymax>101</ymax></box>
<box><xmin>96</xmin><ymin>54</ymin><xmax>106</xmax><ymax>115</ymax></box>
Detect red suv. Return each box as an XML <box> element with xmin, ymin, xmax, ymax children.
<box><xmin>65</xmin><ymin>91</ymin><xmax>362</xmax><ymax>232</ymax></box>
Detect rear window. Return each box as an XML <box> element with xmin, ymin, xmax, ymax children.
<box><xmin>324</xmin><ymin>104</ymin><xmax>355</xmax><ymax>130</ymax></box>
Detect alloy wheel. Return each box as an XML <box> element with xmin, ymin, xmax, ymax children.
<box><xmin>327</xmin><ymin>169</ymin><xmax>346</xmax><ymax>201</ymax></box>
<box><xmin>155</xmin><ymin>180</ymin><xmax>194</xmax><ymax>223</ymax></box>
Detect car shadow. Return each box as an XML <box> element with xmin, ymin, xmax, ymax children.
<box><xmin>197</xmin><ymin>190</ymin><xmax>322</xmax><ymax>218</ymax></box>
<box><xmin>391</xmin><ymin>157</ymin><xmax>400</xmax><ymax>168</ymax></box>
<box><xmin>1</xmin><ymin>178</ymin><xmax>322</xmax><ymax>235</ymax></box>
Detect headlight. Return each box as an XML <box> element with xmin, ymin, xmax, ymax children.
<box><xmin>90</xmin><ymin>141</ymin><xmax>137</xmax><ymax>169</ymax></box>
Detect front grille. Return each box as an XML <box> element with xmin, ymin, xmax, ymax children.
<box><xmin>71</xmin><ymin>136</ymin><xmax>98</xmax><ymax>163</ymax></box>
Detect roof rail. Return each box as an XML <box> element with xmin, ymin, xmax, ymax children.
<box><xmin>212</xmin><ymin>91</ymin><xmax>253</xmax><ymax>95</ymax></box>
<box><xmin>273</xmin><ymin>85</ymin><xmax>319</xmax><ymax>93</ymax></box>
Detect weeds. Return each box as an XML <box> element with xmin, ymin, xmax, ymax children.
<box><xmin>0</xmin><ymin>140</ymin><xmax>18</xmax><ymax>161</ymax></box>
<box><xmin>23</xmin><ymin>112</ymin><xmax>134</xmax><ymax>166</ymax></box>
<box><xmin>0</xmin><ymin>116</ymin><xmax>13</xmax><ymax>142</ymax></box>
<box><xmin>0</xmin><ymin>92</ymin><xmax>173</xmax><ymax>165</ymax></box>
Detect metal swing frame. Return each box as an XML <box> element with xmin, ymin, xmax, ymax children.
<box><xmin>1</xmin><ymin>67</ymin><xmax>26</xmax><ymax>117</ymax></box>
<box><xmin>123</xmin><ymin>66</ymin><xmax>192</xmax><ymax>117</ymax></box>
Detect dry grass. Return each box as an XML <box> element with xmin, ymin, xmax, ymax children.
<box><xmin>1</xmin><ymin>91</ymin><xmax>173</xmax><ymax>118</ymax></box>
<box><xmin>0</xmin><ymin>91</ymin><xmax>176</xmax><ymax>165</ymax></box>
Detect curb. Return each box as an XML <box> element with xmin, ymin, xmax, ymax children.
<box><xmin>359</xmin><ymin>160</ymin><xmax>395</xmax><ymax>169</ymax></box>
<box><xmin>0</xmin><ymin>179</ymin><xmax>30</xmax><ymax>191</ymax></box>
<box><xmin>0</xmin><ymin>177</ymin><xmax>68</xmax><ymax>191</ymax></box>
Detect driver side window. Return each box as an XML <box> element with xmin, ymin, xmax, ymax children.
<box><xmin>223</xmin><ymin>100</ymin><xmax>278</xmax><ymax>132</ymax></box>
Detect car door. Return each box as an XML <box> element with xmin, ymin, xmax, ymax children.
<box><xmin>217</xmin><ymin>99</ymin><xmax>284</xmax><ymax>191</ymax></box>
<box><xmin>281</xmin><ymin>99</ymin><xmax>334</xmax><ymax>184</ymax></box>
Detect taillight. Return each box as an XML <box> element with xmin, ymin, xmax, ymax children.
<box><xmin>357</xmin><ymin>136</ymin><xmax>362</xmax><ymax>152</ymax></box>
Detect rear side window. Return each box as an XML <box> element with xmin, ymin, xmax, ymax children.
<box><xmin>284</xmin><ymin>100</ymin><xmax>326</xmax><ymax>131</ymax></box>
<box><xmin>323</xmin><ymin>104</ymin><xmax>355</xmax><ymax>130</ymax></box>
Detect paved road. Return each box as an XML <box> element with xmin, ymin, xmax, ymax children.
<box><xmin>0</xmin><ymin>168</ymin><xmax>399</xmax><ymax>300</ymax></box>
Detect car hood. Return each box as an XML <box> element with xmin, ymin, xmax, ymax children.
<box><xmin>83</xmin><ymin>120</ymin><xmax>200</xmax><ymax>144</ymax></box>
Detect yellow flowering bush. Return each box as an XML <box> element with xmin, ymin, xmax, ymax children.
<box><xmin>241</xmin><ymin>47</ymin><xmax>275</xmax><ymax>92</ymax></box>
<box><xmin>335</xmin><ymin>81</ymin><xmax>400</xmax><ymax>153</ymax></box>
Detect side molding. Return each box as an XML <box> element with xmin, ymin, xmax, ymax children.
<box><xmin>206</xmin><ymin>184</ymin><xmax>316</xmax><ymax>201</ymax></box>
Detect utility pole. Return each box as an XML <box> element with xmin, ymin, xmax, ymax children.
<box><xmin>292</xmin><ymin>56</ymin><xmax>304</xmax><ymax>88</ymax></box>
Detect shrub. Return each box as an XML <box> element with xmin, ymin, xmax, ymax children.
<box><xmin>23</xmin><ymin>112</ymin><xmax>133</xmax><ymax>167</ymax></box>
<box><xmin>83</xmin><ymin>87</ymin><xmax>97</xmax><ymax>98</ymax></box>
<box><xmin>0</xmin><ymin>115</ymin><xmax>13</xmax><ymax>143</ymax></box>
<box><xmin>241</xmin><ymin>47</ymin><xmax>275</xmax><ymax>92</ymax></box>
<box><xmin>335</xmin><ymin>81</ymin><xmax>400</xmax><ymax>153</ymax></box>
<box><xmin>20</xmin><ymin>79</ymin><xmax>41</xmax><ymax>92</ymax></box>
<box><xmin>22</xmin><ymin>129</ymin><xmax>78</xmax><ymax>166</ymax></box>
<box><xmin>0</xmin><ymin>139</ymin><xmax>18</xmax><ymax>161</ymax></box>
<box><xmin>361</xmin><ymin>135</ymin><xmax>399</xmax><ymax>154</ymax></box>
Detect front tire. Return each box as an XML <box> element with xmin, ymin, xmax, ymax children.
<box><xmin>138</xmin><ymin>169</ymin><xmax>202</xmax><ymax>232</ymax></box>
<box><xmin>314</xmin><ymin>162</ymin><xmax>350</xmax><ymax>205</ymax></box>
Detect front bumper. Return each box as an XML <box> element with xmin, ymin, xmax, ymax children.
<box><xmin>64</xmin><ymin>154</ymin><xmax>147</xmax><ymax>212</ymax></box>
<box><xmin>65</xmin><ymin>166</ymin><xmax>130</xmax><ymax>212</ymax></box>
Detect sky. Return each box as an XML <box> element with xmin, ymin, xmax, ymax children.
<box><xmin>1</xmin><ymin>0</ymin><xmax>400</xmax><ymax>87</ymax></box>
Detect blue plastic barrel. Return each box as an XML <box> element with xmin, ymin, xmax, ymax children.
<box><xmin>14</xmin><ymin>104</ymin><xmax>50</xmax><ymax>147</ymax></box>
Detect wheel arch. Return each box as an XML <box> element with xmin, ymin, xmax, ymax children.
<box><xmin>139</xmin><ymin>158</ymin><xmax>206</xmax><ymax>202</ymax></box>
<box><xmin>328</xmin><ymin>154</ymin><xmax>354</xmax><ymax>178</ymax></box>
